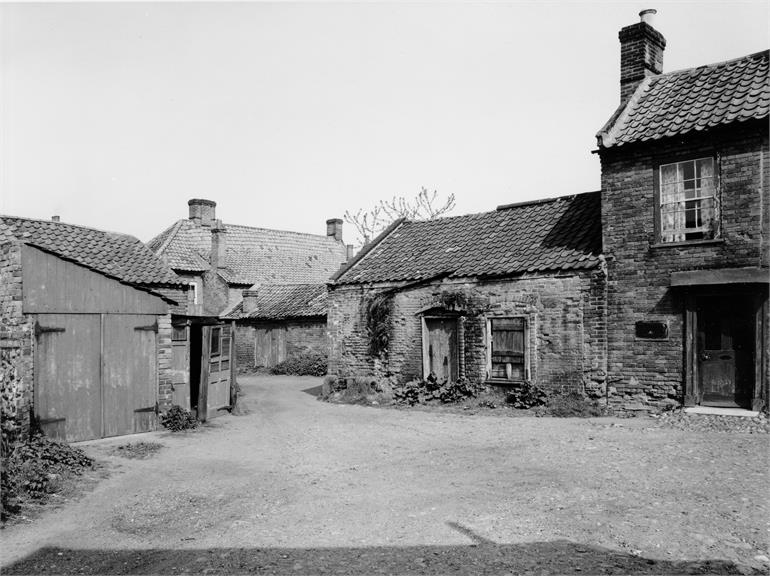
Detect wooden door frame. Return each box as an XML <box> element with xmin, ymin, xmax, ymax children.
<box><xmin>684</xmin><ymin>288</ymin><xmax>767</xmax><ymax>410</ymax></box>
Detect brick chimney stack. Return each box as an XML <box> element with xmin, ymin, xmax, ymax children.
<box><xmin>51</xmin><ymin>215</ymin><xmax>60</xmax><ymax>222</ymax></box>
<box><xmin>242</xmin><ymin>287</ymin><xmax>260</xmax><ymax>316</ymax></box>
<box><xmin>619</xmin><ymin>9</ymin><xmax>666</xmax><ymax>102</ymax></box>
<box><xmin>326</xmin><ymin>218</ymin><xmax>343</xmax><ymax>242</ymax></box>
<box><xmin>188</xmin><ymin>198</ymin><xmax>217</xmax><ymax>227</ymax></box>
<box><xmin>210</xmin><ymin>221</ymin><xmax>227</xmax><ymax>270</ymax></box>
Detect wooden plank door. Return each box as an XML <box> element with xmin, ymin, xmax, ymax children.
<box><xmin>254</xmin><ymin>325</ymin><xmax>286</xmax><ymax>368</ymax></box>
<box><xmin>34</xmin><ymin>314</ymin><xmax>101</xmax><ymax>442</ymax></box>
<box><xmin>102</xmin><ymin>314</ymin><xmax>158</xmax><ymax>437</ymax></box>
<box><xmin>425</xmin><ymin>318</ymin><xmax>458</xmax><ymax>383</ymax></box>
<box><xmin>697</xmin><ymin>297</ymin><xmax>753</xmax><ymax>408</ymax></box>
<box><xmin>206</xmin><ymin>325</ymin><xmax>232</xmax><ymax>418</ymax></box>
<box><xmin>171</xmin><ymin>325</ymin><xmax>190</xmax><ymax>410</ymax></box>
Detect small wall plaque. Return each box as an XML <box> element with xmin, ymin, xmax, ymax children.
<box><xmin>635</xmin><ymin>321</ymin><xmax>668</xmax><ymax>340</ymax></box>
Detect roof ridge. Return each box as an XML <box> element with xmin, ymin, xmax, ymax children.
<box><xmin>221</xmin><ymin>221</ymin><xmax>342</xmax><ymax>242</ymax></box>
<box><xmin>0</xmin><ymin>214</ymin><xmax>141</xmax><ymax>243</ymax></box>
<box><xmin>655</xmin><ymin>48</ymin><xmax>769</xmax><ymax>79</ymax></box>
<box><xmin>148</xmin><ymin>219</ymin><xmax>185</xmax><ymax>255</ymax></box>
<box><xmin>496</xmin><ymin>190</ymin><xmax>600</xmax><ymax>211</ymax></box>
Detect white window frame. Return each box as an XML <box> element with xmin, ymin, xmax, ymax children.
<box><xmin>486</xmin><ymin>316</ymin><xmax>530</xmax><ymax>382</ymax></box>
<box><xmin>188</xmin><ymin>281</ymin><xmax>199</xmax><ymax>304</ymax></box>
<box><xmin>658</xmin><ymin>156</ymin><xmax>719</xmax><ymax>243</ymax></box>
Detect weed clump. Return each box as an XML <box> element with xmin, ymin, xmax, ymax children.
<box><xmin>160</xmin><ymin>405</ymin><xmax>199</xmax><ymax>432</ymax></box>
<box><xmin>1</xmin><ymin>434</ymin><xmax>93</xmax><ymax>521</ymax></box>
<box><xmin>271</xmin><ymin>351</ymin><xmax>327</xmax><ymax>377</ymax></box>
<box><xmin>393</xmin><ymin>376</ymin><xmax>483</xmax><ymax>405</ymax></box>
<box><xmin>505</xmin><ymin>382</ymin><xmax>548</xmax><ymax>409</ymax></box>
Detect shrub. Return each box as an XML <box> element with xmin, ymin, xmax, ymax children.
<box><xmin>2</xmin><ymin>434</ymin><xmax>93</xmax><ymax>521</ymax></box>
<box><xmin>505</xmin><ymin>382</ymin><xmax>548</xmax><ymax>409</ymax></box>
<box><xmin>393</xmin><ymin>378</ymin><xmax>483</xmax><ymax>405</ymax></box>
<box><xmin>270</xmin><ymin>351</ymin><xmax>327</xmax><ymax>376</ymax></box>
<box><xmin>546</xmin><ymin>390</ymin><xmax>605</xmax><ymax>418</ymax></box>
<box><xmin>160</xmin><ymin>405</ymin><xmax>199</xmax><ymax>432</ymax></box>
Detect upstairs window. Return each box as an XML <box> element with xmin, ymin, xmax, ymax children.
<box><xmin>488</xmin><ymin>317</ymin><xmax>527</xmax><ymax>381</ymax></box>
<box><xmin>659</xmin><ymin>157</ymin><xmax>718</xmax><ymax>243</ymax></box>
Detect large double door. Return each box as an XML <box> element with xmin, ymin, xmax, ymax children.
<box><xmin>34</xmin><ymin>313</ymin><xmax>158</xmax><ymax>442</ymax></box>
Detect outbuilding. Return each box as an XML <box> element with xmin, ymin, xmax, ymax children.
<box><xmin>1</xmin><ymin>216</ymin><xmax>187</xmax><ymax>442</ymax></box>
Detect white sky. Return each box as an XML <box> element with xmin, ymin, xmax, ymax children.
<box><xmin>1</xmin><ymin>1</ymin><xmax>768</xmax><ymax>244</ymax></box>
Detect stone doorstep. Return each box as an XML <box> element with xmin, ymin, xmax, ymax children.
<box><xmin>684</xmin><ymin>406</ymin><xmax>759</xmax><ymax>418</ymax></box>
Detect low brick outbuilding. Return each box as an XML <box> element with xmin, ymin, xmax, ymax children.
<box><xmin>328</xmin><ymin>192</ymin><xmax>608</xmax><ymax>395</ymax></box>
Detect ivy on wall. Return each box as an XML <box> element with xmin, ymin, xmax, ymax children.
<box><xmin>365</xmin><ymin>292</ymin><xmax>394</xmax><ymax>357</ymax></box>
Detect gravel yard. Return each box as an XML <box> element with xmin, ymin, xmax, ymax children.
<box><xmin>1</xmin><ymin>375</ymin><xmax>768</xmax><ymax>575</ymax></box>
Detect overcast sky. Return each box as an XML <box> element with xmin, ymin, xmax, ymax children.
<box><xmin>1</xmin><ymin>1</ymin><xmax>768</xmax><ymax>244</ymax></box>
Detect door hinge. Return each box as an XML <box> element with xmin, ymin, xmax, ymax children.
<box><xmin>134</xmin><ymin>320</ymin><xmax>158</xmax><ymax>332</ymax></box>
<box><xmin>38</xmin><ymin>417</ymin><xmax>66</xmax><ymax>425</ymax></box>
<box><xmin>35</xmin><ymin>322</ymin><xmax>66</xmax><ymax>337</ymax></box>
<box><xmin>134</xmin><ymin>402</ymin><xmax>158</xmax><ymax>415</ymax></box>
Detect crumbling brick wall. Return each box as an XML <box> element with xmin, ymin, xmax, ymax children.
<box><xmin>328</xmin><ymin>270</ymin><xmax>608</xmax><ymax>394</ymax></box>
<box><xmin>0</xmin><ymin>238</ymin><xmax>33</xmax><ymax>445</ymax></box>
<box><xmin>600</xmin><ymin>126</ymin><xmax>769</xmax><ymax>409</ymax></box>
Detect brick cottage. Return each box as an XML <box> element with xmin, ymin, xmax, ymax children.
<box><xmin>327</xmin><ymin>11</ymin><xmax>769</xmax><ymax>411</ymax></box>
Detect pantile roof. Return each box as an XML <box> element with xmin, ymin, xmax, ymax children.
<box><xmin>1</xmin><ymin>215</ymin><xmax>183</xmax><ymax>287</ymax></box>
<box><xmin>222</xmin><ymin>283</ymin><xmax>327</xmax><ymax>320</ymax></box>
<box><xmin>149</xmin><ymin>220</ymin><xmax>348</xmax><ymax>285</ymax></box>
<box><xmin>333</xmin><ymin>191</ymin><xmax>602</xmax><ymax>285</ymax></box>
<box><xmin>598</xmin><ymin>50</ymin><xmax>769</xmax><ymax>148</ymax></box>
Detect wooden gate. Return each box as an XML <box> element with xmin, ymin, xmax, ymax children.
<box><xmin>254</xmin><ymin>325</ymin><xmax>286</xmax><ymax>368</ymax></box>
<box><xmin>34</xmin><ymin>313</ymin><xmax>159</xmax><ymax>442</ymax></box>
<box><xmin>423</xmin><ymin>317</ymin><xmax>458</xmax><ymax>383</ymax></box>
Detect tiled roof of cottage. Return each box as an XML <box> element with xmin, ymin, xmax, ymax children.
<box><xmin>333</xmin><ymin>191</ymin><xmax>602</xmax><ymax>285</ymax></box>
<box><xmin>222</xmin><ymin>283</ymin><xmax>327</xmax><ymax>320</ymax></box>
<box><xmin>1</xmin><ymin>215</ymin><xmax>183</xmax><ymax>287</ymax></box>
<box><xmin>598</xmin><ymin>50</ymin><xmax>770</xmax><ymax>148</ymax></box>
<box><xmin>148</xmin><ymin>220</ymin><xmax>348</xmax><ymax>285</ymax></box>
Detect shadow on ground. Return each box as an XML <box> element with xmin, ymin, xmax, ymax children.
<box><xmin>302</xmin><ymin>384</ymin><xmax>323</xmax><ymax>397</ymax></box>
<box><xmin>4</xmin><ymin>540</ymin><xmax>757</xmax><ymax>575</ymax></box>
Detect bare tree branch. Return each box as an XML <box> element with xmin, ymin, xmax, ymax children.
<box><xmin>344</xmin><ymin>187</ymin><xmax>456</xmax><ymax>245</ymax></box>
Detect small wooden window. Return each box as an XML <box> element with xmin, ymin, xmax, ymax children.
<box><xmin>188</xmin><ymin>282</ymin><xmax>198</xmax><ymax>304</ymax></box>
<box><xmin>658</xmin><ymin>157</ymin><xmax>719</xmax><ymax>243</ymax></box>
<box><xmin>171</xmin><ymin>326</ymin><xmax>187</xmax><ymax>341</ymax></box>
<box><xmin>489</xmin><ymin>317</ymin><xmax>526</xmax><ymax>381</ymax></box>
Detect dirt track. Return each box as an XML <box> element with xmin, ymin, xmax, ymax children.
<box><xmin>1</xmin><ymin>375</ymin><xmax>768</xmax><ymax>574</ymax></box>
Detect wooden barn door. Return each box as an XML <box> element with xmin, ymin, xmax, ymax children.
<box><xmin>254</xmin><ymin>325</ymin><xmax>286</xmax><ymax>368</ymax></box>
<box><xmin>102</xmin><ymin>315</ymin><xmax>158</xmax><ymax>437</ymax></box>
<box><xmin>34</xmin><ymin>314</ymin><xmax>101</xmax><ymax>442</ymax></box>
<box><xmin>423</xmin><ymin>317</ymin><xmax>458</xmax><ymax>383</ymax></box>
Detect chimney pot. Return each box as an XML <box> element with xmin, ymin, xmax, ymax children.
<box><xmin>618</xmin><ymin>10</ymin><xmax>666</xmax><ymax>102</ymax></box>
<box><xmin>51</xmin><ymin>215</ymin><xmax>60</xmax><ymax>222</ymax></box>
<box><xmin>639</xmin><ymin>8</ymin><xmax>656</xmax><ymax>25</ymax></box>
<box><xmin>326</xmin><ymin>218</ymin><xmax>343</xmax><ymax>242</ymax></box>
<box><xmin>188</xmin><ymin>198</ymin><xmax>217</xmax><ymax>227</ymax></box>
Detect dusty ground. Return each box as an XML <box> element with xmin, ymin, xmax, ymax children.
<box><xmin>1</xmin><ymin>375</ymin><xmax>768</xmax><ymax>575</ymax></box>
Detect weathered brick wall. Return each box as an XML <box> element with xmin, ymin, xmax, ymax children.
<box><xmin>0</xmin><ymin>238</ymin><xmax>34</xmax><ymax>444</ymax></box>
<box><xmin>235</xmin><ymin>319</ymin><xmax>328</xmax><ymax>369</ymax></box>
<box><xmin>328</xmin><ymin>271</ymin><xmax>608</xmax><ymax>393</ymax></box>
<box><xmin>156</xmin><ymin>314</ymin><xmax>173</xmax><ymax>412</ymax></box>
<box><xmin>600</xmin><ymin>126</ymin><xmax>769</xmax><ymax>408</ymax></box>
<box><xmin>202</xmin><ymin>270</ymin><xmax>230</xmax><ymax>316</ymax></box>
